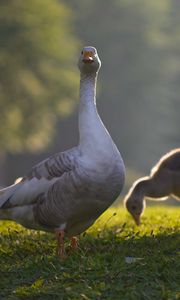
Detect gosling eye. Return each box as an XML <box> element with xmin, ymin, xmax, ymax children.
<box><xmin>131</xmin><ymin>205</ymin><xmax>137</xmax><ymax>211</ymax></box>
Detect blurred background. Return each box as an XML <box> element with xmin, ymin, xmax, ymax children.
<box><xmin>0</xmin><ymin>0</ymin><xmax>179</xmax><ymax>204</ymax></box>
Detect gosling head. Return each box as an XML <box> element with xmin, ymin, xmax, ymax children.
<box><xmin>125</xmin><ymin>195</ymin><xmax>146</xmax><ymax>225</ymax></box>
<box><xmin>78</xmin><ymin>46</ymin><xmax>101</xmax><ymax>74</ymax></box>
<box><xmin>124</xmin><ymin>179</ymin><xmax>147</xmax><ymax>225</ymax></box>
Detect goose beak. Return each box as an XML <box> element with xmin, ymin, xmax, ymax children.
<box><xmin>82</xmin><ymin>51</ymin><xmax>94</xmax><ymax>63</ymax></box>
<box><xmin>132</xmin><ymin>213</ymin><xmax>141</xmax><ymax>226</ymax></box>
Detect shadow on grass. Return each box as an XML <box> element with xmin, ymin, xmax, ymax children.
<box><xmin>0</xmin><ymin>223</ymin><xmax>180</xmax><ymax>300</ymax></box>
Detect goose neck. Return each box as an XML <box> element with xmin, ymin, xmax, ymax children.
<box><xmin>79</xmin><ymin>73</ymin><xmax>97</xmax><ymax>106</ymax></box>
<box><xmin>78</xmin><ymin>71</ymin><xmax>106</xmax><ymax>152</ymax></box>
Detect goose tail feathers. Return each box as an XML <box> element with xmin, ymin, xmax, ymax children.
<box><xmin>0</xmin><ymin>182</ymin><xmax>21</xmax><ymax>210</ymax></box>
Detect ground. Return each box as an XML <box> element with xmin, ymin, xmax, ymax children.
<box><xmin>0</xmin><ymin>205</ymin><xmax>180</xmax><ymax>300</ymax></box>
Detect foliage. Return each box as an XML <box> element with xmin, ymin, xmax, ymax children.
<box><xmin>0</xmin><ymin>205</ymin><xmax>180</xmax><ymax>299</ymax></box>
<box><xmin>0</xmin><ymin>0</ymin><xmax>79</xmax><ymax>154</ymax></box>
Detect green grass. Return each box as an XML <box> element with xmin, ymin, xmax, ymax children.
<box><xmin>0</xmin><ymin>205</ymin><xmax>180</xmax><ymax>300</ymax></box>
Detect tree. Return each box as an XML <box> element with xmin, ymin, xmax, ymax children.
<box><xmin>0</xmin><ymin>0</ymin><xmax>79</xmax><ymax>154</ymax></box>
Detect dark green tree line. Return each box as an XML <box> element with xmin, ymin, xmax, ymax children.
<box><xmin>0</xmin><ymin>0</ymin><xmax>79</xmax><ymax>154</ymax></box>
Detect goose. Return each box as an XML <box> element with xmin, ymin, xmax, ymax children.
<box><xmin>124</xmin><ymin>148</ymin><xmax>180</xmax><ymax>225</ymax></box>
<box><xmin>0</xmin><ymin>46</ymin><xmax>125</xmax><ymax>258</ymax></box>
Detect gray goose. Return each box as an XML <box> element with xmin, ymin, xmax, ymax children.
<box><xmin>0</xmin><ymin>46</ymin><xmax>125</xmax><ymax>258</ymax></box>
<box><xmin>124</xmin><ymin>148</ymin><xmax>180</xmax><ymax>225</ymax></box>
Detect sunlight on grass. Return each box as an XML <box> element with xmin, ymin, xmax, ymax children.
<box><xmin>0</xmin><ymin>205</ymin><xmax>180</xmax><ymax>300</ymax></box>
<box><xmin>88</xmin><ymin>205</ymin><xmax>180</xmax><ymax>235</ymax></box>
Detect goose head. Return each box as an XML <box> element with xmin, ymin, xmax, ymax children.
<box><xmin>78</xmin><ymin>46</ymin><xmax>101</xmax><ymax>74</ymax></box>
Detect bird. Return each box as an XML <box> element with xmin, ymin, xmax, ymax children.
<box><xmin>124</xmin><ymin>148</ymin><xmax>180</xmax><ymax>225</ymax></box>
<box><xmin>0</xmin><ymin>46</ymin><xmax>125</xmax><ymax>258</ymax></box>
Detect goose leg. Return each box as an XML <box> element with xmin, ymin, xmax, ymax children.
<box><xmin>70</xmin><ymin>236</ymin><xmax>78</xmax><ymax>251</ymax></box>
<box><xmin>55</xmin><ymin>229</ymin><xmax>65</xmax><ymax>259</ymax></box>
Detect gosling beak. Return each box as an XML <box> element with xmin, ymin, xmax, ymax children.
<box><xmin>132</xmin><ymin>213</ymin><xmax>141</xmax><ymax>226</ymax></box>
<box><xmin>82</xmin><ymin>51</ymin><xmax>94</xmax><ymax>63</ymax></box>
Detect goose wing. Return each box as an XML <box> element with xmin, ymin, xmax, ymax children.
<box><xmin>1</xmin><ymin>147</ymin><xmax>81</xmax><ymax>209</ymax></box>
